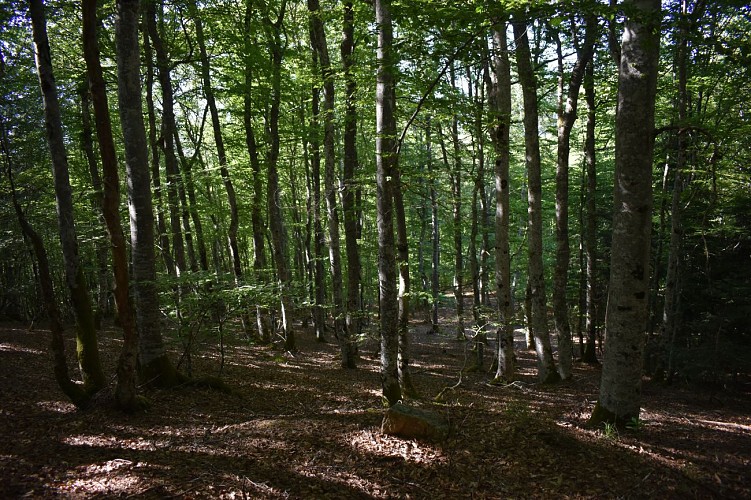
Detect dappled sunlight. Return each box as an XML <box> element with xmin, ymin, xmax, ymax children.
<box><xmin>347</xmin><ymin>428</ymin><xmax>447</xmax><ymax>465</ymax></box>
<box><xmin>0</xmin><ymin>342</ymin><xmax>44</xmax><ymax>355</ymax></box>
<box><xmin>35</xmin><ymin>400</ymin><xmax>76</xmax><ymax>414</ymax></box>
<box><xmin>53</xmin><ymin>460</ymin><xmax>165</xmax><ymax>497</ymax></box>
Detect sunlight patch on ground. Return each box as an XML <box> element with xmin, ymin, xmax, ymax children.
<box><xmin>54</xmin><ymin>459</ymin><xmax>153</xmax><ymax>496</ymax></box>
<box><xmin>697</xmin><ymin>419</ymin><xmax>751</xmax><ymax>432</ymax></box>
<box><xmin>347</xmin><ymin>429</ymin><xmax>446</xmax><ymax>465</ymax></box>
<box><xmin>0</xmin><ymin>343</ymin><xmax>44</xmax><ymax>355</ymax></box>
<box><xmin>63</xmin><ymin>434</ymin><xmax>166</xmax><ymax>451</ymax></box>
<box><xmin>35</xmin><ymin>400</ymin><xmax>76</xmax><ymax>414</ymax></box>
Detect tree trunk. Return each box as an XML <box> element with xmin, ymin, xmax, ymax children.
<box><xmin>142</xmin><ymin>26</ymin><xmax>174</xmax><ymax>277</ymax></box>
<box><xmin>3</xmin><ymin>117</ymin><xmax>88</xmax><ymax>408</ymax></box>
<box><xmin>116</xmin><ymin>0</ymin><xmax>182</xmax><ymax>387</ymax></box>
<box><xmin>512</xmin><ymin>18</ymin><xmax>559</xmax><ymax>384</ymax></box>
<box><xmin>553</xmin><ymin>16</ymin><xmax>597</xmax><ymax>380</ymax></box>
<box><xmin>341</xmin><ymin>0</ymin><xmax>362</xmax><ymax>364</ymax></box>
<box><xmin>29</xmin><ymin>0</ymin><xmax>106</xmax><ymax>394</ymax></box>
<box><xmin>449</xmin><ymin>65</ymin><xmax>464</xmax><ymax>340</ymax></box>
<box><xmin>146</xmin><ymin>1</ymin><xmax>187</xmax><ymax>280</ymax></box>
<box><xmin>266</xmin><ymin>1</ymin><xmax>295</xmax><ymax>351</ymax></box>
<box><xmin>582</xmin><ymin>59</ymin><xmax>599</xmax><ymax>364</ymax></box>
<box><xmin>375</xmin><ymin>0</ymin><xmax>402</xmax><ymax>407</ymax></box>
<box><xmin>243</xmin><ymin>1</ymin><xmax>272</xmax><ymax>343</ymax></box>
<box><xmin>427</xmin><ymin>121</ymin><xmax>440</xmax><ymax>335</ymax></box>
<box><xmin>308</xmin><ymin>0</ymin><xmax>354</xmax><ymax>366</ymax></box>
<box><xmin>591</xmin><ymin>0</ymin><xmax>661</xmax><ymax>426</ymax></box>
<box><xmin>487</xmin><ymin>23</ymin><xmax>515</xmax><ymax>382</ymax></box>
<box><xmin>83</xmin><ymin>0</ymin><xmax>142</xmax><ymax>411</ymax></box>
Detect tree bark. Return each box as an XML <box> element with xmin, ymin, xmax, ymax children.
<box><xmin>582</xmin><ymin>59</ymin><xmax>599</xmax><ymax>364</ymax></box>
<box><xmin>553</xmin><ymin>15</ymin><xmax>597</xmax><ymax>380</ymax></box>
<box><xmin>341</xmin><ymin>0</ymin><xmax>362</xmax><ymax>363</ymax></box>
<box><xmin>83</xmin><ymin>0</ymin><xmax>142</xmax><ymax>410</ymax></box>
<box><xmin>512</xmin><ymin>18</ymin><xmax>559</xmax><ymax>384</ymax></box>
<box><xmin>449</xmin><ymin>65</ymin><xmax>465</xmax><ymax>340</ymax></box>
<box><xmin>2</xmin><ymin>113</ymin><xmax>88</xmax><ymax>408</ymax></box>
<box><xmin>243</xmin><ymin>1</ymin><xmax>272</xmax><ymax>343</ymax></box>
<box><xmin>29</xmin><ymin>0</ymin><xmax>106</xmax><ymax>394</ymax></box>
<box><xmin>308</xmin><ymin>0</ymin><xmax>355</xmax><ymax>366</ymax></box>
<box><xmin>427</xmin><ymin>121</ymin><xmax>440</xmax><ymax>335</ymax></box>
<box><xmin>265</xmin><ymin>0</ymin><xmax>295</xmax><ymax>351</ymax></box>
<box><xmin>591</xmin><ymin>0</ymin><xmax>661</xmax><ymax>426</ymax></box>
<box><xmin>487</xmin><ymin>23</ymin><xmax>515</xmax><ymax>382</ymax></box>
<box><xmin>375</xmin><ymin>0</ymin><xmax>402</xmax><ymax>406</ymax></box>
<box><xmin>116</xmin><ymin>0</ymin><xmax>182</xmax><ymax>387</ymax></box>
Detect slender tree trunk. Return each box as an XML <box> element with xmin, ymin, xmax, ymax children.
<box><xmin>393</xmin><ymin>165</ymin><xmax>416</xmax><ymax>396</ymax></box>
<box><xmin>487</xmin><ymin>23</ymin><xmax>515</xmax><ymax>382</ymax></box>
<box><xmin>308</xmin><ymin>0</ymin><xmax>354</xmax><ymax>365</ymax></box>
<box><xmin>173</xmin><ymin>129</ymin><xmax>209</xmax><ymax>272</ymax></box>
<box><xmin>428</xmin><ymin>121</ymin><xmax>440</xmax><ymax>335</ymax></box>
<box><xmin>146</xmin><ymin>1</ymin><xmax>187</xmax><ymax>280</ymax></box>
<box><xmin>116</xmin><ymin>0</ymin><xmax>182</xmax><ymax>387</ymax></box>
<box><xmin>449</xmin><ymin>66</ymin><xmax>465</xmax><ymax>340</ymax></box>
<box><xmin>512</xmin><ymin>18</ymin><xmax>559</xmax><ymax>384</ymax></box>
<box><xmin>341</xmin><ymin>0</ymin><xmax>362</xmax><ymax>363</ymax></box>
<box><xmin>29</xmin><ymin>0</ymin><xmax>106</xmax><ymax>394</ymax></box>
<box><xmin>307</xmin><ymin>73</ymin><xmax>327</xmax><ymax>342</ymax></box>
<box><xmin>375</xmin><ymin>0</ymin><xmax>401</xmax><ymax>406</ymax></box>
<box><xmin>243</xmin><ymin>2</ymin><xmax>272</xmax><ymax>343</ymax></box>
<box><xmin>79</xmin><ymin>87</ymin><xmax>110</xmax><ymax>328</ymax></box>
<box><xmin>582</xmin><ymin>60</ymin><xmax>599</xmax><ymax>364</ymax></box>
<box><xmin>591</xmin><ymin>0</ymin><xmax>661</xmax><ymax>426</ymax></box>
<box><xmin>83</xmin><ymin>0</ymin><xmax>142</xmax><ymax>410</ymax></box>
<box><xmin>142</xmin><ymin>27</ymin><xmax>174</xmax><ymax>277</ymax></box>
<box><xmin>553</xmin><ymin>16</ymin><xmax>596</xmax><ymax>380</ymax></box>
<box><xmin>3</xmin><ymin>115</ymin><xmax>88</xmax><ymax>407</ymax></box>
<box><xmin>266</xmin><ymin>1</ymin><xmax>295</xmax><ymax>351</ymax></box>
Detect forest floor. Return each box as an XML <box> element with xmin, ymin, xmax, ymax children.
<box><xmin>1</xmin><ymin>310</ymin><xmax>750</xmax><ymax>499</ymax></box>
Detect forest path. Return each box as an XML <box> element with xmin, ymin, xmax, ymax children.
<box><xmin>0</xmin><ymin>317</ymin><xmax>749</xmax><ymax>498</ymax></box>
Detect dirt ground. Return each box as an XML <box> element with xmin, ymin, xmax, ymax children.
<box><xmin>1</xmin><ymin>312</ymin><xmax>749</xmax><ymax>499</ymax></box>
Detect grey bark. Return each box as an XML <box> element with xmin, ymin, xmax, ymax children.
<box><xmin>512</xmin><ymin>18</ymin><xmax>559</xmax><ymax>384</ymax></box>
<box><xmin>116</xmin><ymin>0</ymin><xmax>181</xmax><ymax>387</ymax></box>
<box><xmin>591</xmin><ymin>0</ymin><xmax>661</xmax><ymax>426</ymax></box>
<box><xmin>375</xmin><ymin>0</ymin><xmax>402</xmax><ymax>406</ymax></box>
<box><xmin>29</xmin><ymin>0</ymin><xmax>106</xmax><ymax>393</ymax></box>
<box><xmin>582</xmin><ymin>59</ymin><xmax>599</xmax><ymax>364</ymax></box>
<box><xmin>487</xmin><ymin>23</ymin><xmax>515</xmax><ymax>382</ymax></box>
<box><xmin>553</xmin><ymin>16</ymin><xmax>597</xmax><ymax>380</ymax></box>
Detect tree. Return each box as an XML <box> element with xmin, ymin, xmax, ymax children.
<box><xmin>487</xmin><ymin>21</ymin><xmax>515</xmax><ymax>383</ymax></box>
<box><xmin>552</xmin><ymin>12</ymin><xmax>597</xmax><ymax>380</ymax></box>
<box><xmin>591</xmin><ymin>0</ymin><xmax>661</xmax><ymax>426</ymax></box>
<box><xmin>115</xmin><ymin>0</ymin><xmax>182</xmax><ymax>387</ymax></box>
<box><xmin>375</xmin><ymin>0</ymin><xmax>401</xmax><ymax>406</ymax></box>
<box><xmin>512</xmin><ymin>16</ymin><xmax>560</xmax><ymax>384</ymax></box>
<box><xmin>28</xmin><ymin>0</ymin><xmax>106</xmax><ymax>395</ymax></box>
<box><xmin>82</xmin><ymin>0</ymin><xmax>141</xmax><ymax>410</ymax></box>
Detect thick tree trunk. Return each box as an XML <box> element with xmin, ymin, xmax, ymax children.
<box><xmin>512</xmin><ymin>18</ymin><xmax>559</xmax><ymax>384</ymax></box>
<box><xmin>29</xmin><ymin>0</ymin><xmax>106</xmax><ymax>394</ymax></box>
<box><xmin>116</xmin><ymin>0</ymin><xmax>182</xmax><ymax>387</ymax></box>
<box><xmin>83</xmin><ymin>0</ymin><xmax>142</xmax><ymax>411</ymax></box>
<box><xmin>487</xmin><ymin>24</ymin><xmax>515</xmax><ymax>382</ymax></box>
<box><xmin>553</xmin><ymin>17</ymin><xmax>596</xmax><ymax>380</ymax></box>
<box><xmin>591</xmin><ymin>0</ymin><xmax>660</xmax><ymax>426</ymax></box>
<box><xmin>341</xmin><ymin>0</ymin><xmax>362</xmax><ymax>356</ymax></box>
<box><xmin>375</xmin><ymin>0</ymin><xmax>402</xmax><ymax>406</ymax></box>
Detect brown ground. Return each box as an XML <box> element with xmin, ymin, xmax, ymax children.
<box><xmin>0</xmin><ymin>313</ymin><xmax>749</xmax><ymax>499</ymax></box>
